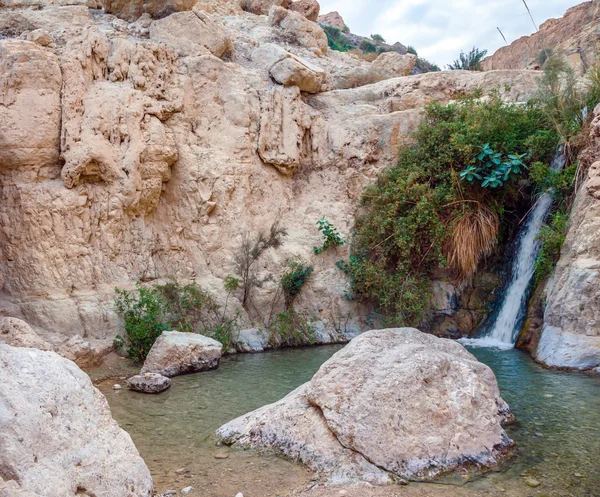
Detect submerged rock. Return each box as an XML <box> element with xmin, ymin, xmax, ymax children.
<box><xmin>0</xmin><ymin>344</ymin><xmax>153</xmax><ymax>497</ymax></box>
<box><xmin>141</xmin><ymin>331</ymin><xmax>223</xmax><ymax>377</ymax></box>
<box><xmin>216</xmin><ymin>328</ymin><xmax>515</xmax><ymax>484</ymax></box>
<box><xmin>127</xmin><ymin>372</ymin><xmax>172</xmax><ymax>393</ymax></box>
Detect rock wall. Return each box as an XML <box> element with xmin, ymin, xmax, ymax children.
<box><xmin>0</xmin><ymin>1</ymin><xmax>539</xmax><ymax>351</ymax></box>
<box><xmin>482</xmin><ymin>0</ymin><xmax>600</xmax><ymax>74</ymax></box>
<box><xmin>534</xmin><ymin>105</ymin><xmax>600</xmax><ymax>370</ymax></box>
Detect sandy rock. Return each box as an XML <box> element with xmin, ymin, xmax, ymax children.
<box><xmin>217</xmin><ymin>328</ymin><xmax>515</xmax><ymax>483</ymax></box>
<box><xmin>26</xmin><ymin>29</ymin><xmax>53</xmax><ymax>47</ymax></box>
<box><xmin>101</xmin><ymin>0</ymin><xmax>197</xmax><ymax>22</ymax></box>
<box><xmin>269</xmin><ymin>6</ymin><xmax>328</xmax><ymax>54</ymax></box>
<box><xmin>270</xmin><ymin>54</ymin><xmax>325</xmax><ymax>93</ymax></box>
<box><xmin>372</xmin><ymin>52</ymin><xmax>417</xmax><ymax>77</ymax></box>
<box><xmin>127</xmin><ymin>372</ymin><xmax>172</xmax><ymax>393</ymax></box>
<box><xmin>316</xmin><ymin>11</ymin><xmax>346</xmax><ymax>29</ymax></box>
<box><xmin>0</xmin><ymin>317</ymin><xmax>53</xmax><ymax>350</ymax></box>
<box><xmin>0</xmin><ymin>344</ymin><xmax>153</xmax><ymax>496</ymax></box>
<box><xmin>150</xmin><ymin>10</ymin><xmax>232</xmax><ymax>58</ymax></box>
<box><xmin>235</xmin><ymin>328</ymin><xmax>270</xmax><ymax>352</ymax></box>
<box><xmin>57</xmin><ymin>335</ymin><xmax>115</xmax><ymax>368</ymax></box>
<box><xmin>240</xmin><ymin>0</ymin><xmax>290</xmax><ymax>15</ymax></box>
<box><xmin>289</xmin><ymin>0</ymin><xmax>320</xmax><ymax>22</ymax></box>
<box><xmin>141</xmin><ymin>331</ymin><xmax>223</xmax><ymax>377</ymax></box>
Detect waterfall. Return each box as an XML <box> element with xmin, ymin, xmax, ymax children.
<box><xmin>460</xmin><ymin>148</ymin><xmax>567</xmax><ymax>350</ymax></box>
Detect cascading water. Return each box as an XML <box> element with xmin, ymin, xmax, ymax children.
<box><xmin>461</xmin><ymin>148</ymin><xmax>567</xmax><ymax>349</ymax></box>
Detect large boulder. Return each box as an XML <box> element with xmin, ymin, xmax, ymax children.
<box><xmin>269</xmin><ymin>6</ymin><xmax>328</xmax><ymax>54</ymax></box>
<box><xmin>101</xmin><ymin>0</ymin><xmax>197</xmax><ymax>22</ymax></box>
<box><xmin>127</xmin><ymin>372</ymin><xmax>172</xmax><ymax>393</ymax></box>
<box><xmin>149</xmin><ymin>9</ymin><xmax>232</xmax><ymax>58</ymax></box>
<box><xmin>239</xmin><ymin>0</ymin><xmax>290</xmax><ymax>15</ymax></box>
<box><xmin>372</xmin><ymin>51</ymin><xmax>417</xmax><ymax>77</ymax></box>
<box><xmin>289</xmin><ymin>0</ymin><xmax>320</xmax><ymax>22</ymax></box>
<box><xmin>316</xmin><ymin>11</ymin><xmax>346</xmax><ymax>29</ymax></box>
<box><xmin>216</xmin><ymin>328</ymin><xmax>515</xmax><ymax>483</ymax></box>
<box><xmin>141</xmin><ymin>331</ymin><xmax>223</xmax><ymax>377</ymax></box>
<box><xmin>0</xmin><ymin>317</ymin><xmax>52</xmax><ymax>351</ymax></box>
<box><xmin>0</xmin><ymin>344</ymin><xmax>153</xmax><ymax>496</ymax></box>
<box><xmin>270</xmin><ymin>53</ymin><xmax>325</xmax><ymax>93</ymax></box>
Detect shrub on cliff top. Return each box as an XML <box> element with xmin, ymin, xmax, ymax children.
<box><xmin>340</xmin><ymin>91</ymin><xmax>558</xmax><ymax>326</ymax></box>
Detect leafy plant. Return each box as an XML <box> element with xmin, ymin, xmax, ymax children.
<box><xmin>536</xmin><ymin>48</ymin><xmax>553</xmax><ymax>66</ymax></box>
<box><xmin>359</xmin><ymin>39</ymin><xmax>377</xmax><ymax>53</ymax></box>
<box><xmin>534</xmin><ymin>211</ymin><xmax>569</xmax><ymax>284</ymax></box>
<box><xmin>371</xmin><ymin>33</ymin><xmax>386</xmax><ymax>43</ymax></box>
<box><xmin>407</xmin><ymin>45</ymin><xmax>417</xmax><ymax>55</ymax></box>
<box><xmin>460</xmin><ymin>143</ymin><xmax>527</xmax><ymax>189</ymax></box>
<box><xmin>447</xmin><ymin>47</ymin><xmax>488</xmax><ymax>71</ymax></box>
<box><xmin>281</xmin><ymin>259</ymin><xmax>314</xmax><ymax>307</ymax></box>
<box><xmin>314</xmin><ymin>217</ymin><xmax>345</xmax><ymax>254</ymax></box>
<box><xmin>269</xmin><ymin>309</ymin><xmax>315</xmax><ymax>347</ymax></box>
<box><xmin>323</xmin><ymin>25</ymin><xmax>352</xmax><ymax>52</ymax></box>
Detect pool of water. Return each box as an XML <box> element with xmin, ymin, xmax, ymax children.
<box><xmin>99</xmin><ymin>344</ymin><xmax>600</xmax><ymax>497</ymax></box>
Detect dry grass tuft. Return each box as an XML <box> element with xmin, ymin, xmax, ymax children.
<box><xmin>446</xmin><ymin>204</ymin><xmax>499</xmax><ymax>280</ymax></box>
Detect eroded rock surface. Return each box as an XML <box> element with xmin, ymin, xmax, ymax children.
<box><xmin>0</xmin><ymin>344</ymin><xmax>153</xmax><ymax>496</ymax></box>
<box><xmin>101</xmin><ymin>0</ymin><xmax>197</xmax><ymax>22</ymax></box>
<box><xmin>141</xmin><ymin>331</ymin><xmax>223</xmax><ymax>377</ymax></box>
<box><xmin>0</xmin><ymin>317</ymin><xmax>53</xmax><ymax>350</ymax></box>
<box><xmin>216</xmin><ymin>328</ymin><xmax>515</xmax><ymax>483</ymax></box>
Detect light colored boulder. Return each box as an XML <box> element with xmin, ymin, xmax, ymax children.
<box><xmin>26</xmin><ymin>29</ymin><xmax>53</xmax><ymax>47</ymax></box>
<box><xmin>101</xmin><ymin>0</ymin><xmax>197</xmax><ymax>22</ymax></box>
<box><xmin>127</xmin><ymin>372</ymin><xmax>172</xmax><ymax>393</ymax></box>
<box><xmin>0</xmin><ymin>317</ymin><xmax>53</xmax><ymax>350</ymax></box>
<box><xmin>235</xmin><ymin>328</ymin><xmax>270</xmax><ymax>352</ymax></box>
<box><xmin>317</xmin><ymin>10</ymin><xmax>346</xmax><ymax>29</ymax></box>
<box><xmin>150</xmin><ymin>10</ymin><xmax>232</xmax><ymax>58</ymax></box>
<box><xmin>372</xmin><ymin>51</ymin><xmax>417</xmax><ymax>77</ymax></box>
<box><xmin>0</xmin><ymin>344</ymin><xmax>153</xmax><ymax>496</ymax></box>
<box><xmin>240</xmin><ymin>0</ymin><xmax>290</xmax><ymax>15</ymax></box>
<box><xmin>289</xmin><ymin>0</ymin><xmax>320</xmax><ymax>22</ymax></box>
<box><xmin>270</xmin><ymin>54</ymin><xmax>325</xmax><ymax>93</ymax></box>
<box><xmin>216</xmin><ymin>328</ymin><xmax>515</xmax><ymax>483</ymax></box>
<box><xmin>269</xmin><ymin>6</ymin><xmax>328</xmax><ymax>54</ymax></box>
<box><xmin>141</xmin><ymin>331</ymin><xmax>223</xmax><ymax>377</ymax></box>
<box><xmin>57</xmin><ymin>335</ymin><xmax>114</xmax><ymax>368</ymax></box>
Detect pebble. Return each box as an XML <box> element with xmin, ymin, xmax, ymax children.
<box><xmin>181</xmin><ymin>487</ymin><xmax>193</xmax><ymax>495</ymax></box>
<box><xmin>574</xmin><ymin>473</ymin><xmax>584</xmax><ymax>478</ymax></box>
<box><xmin>113</xmin><ymin>384</ymin><xmax>122</xmax><ymax>390</ymax></box>
<box><xmin>214</xmin><ymin>452</ymin><xmax>229</xmax><ymax>459</ymax></box>
<box><xmin>164</xmin><ymin>491</ymin><xmax>176</xmax><ymax>496</ymax></box>
<box><xmin>175</xmin><ymin>468</ymin><xmax>187</xmax><ymax>474</ymax></box>
<box><xmin>525</xmin><ymin>478</ymin><xmax>541</xmax><ymax>488</ymax></box>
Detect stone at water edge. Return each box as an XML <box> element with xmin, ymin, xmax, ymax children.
<box><xmin>141</xmin><ymin>330</ymin><xmax>223</xmax><ymax>377</ymax></box>
<box><xmin>127</xmin><ymin>372</ymin><xmax>172</xmax><ymax>393</ymax></box>
<box><xmin>216</xmin><ymin>328</ymin><xmax>516</xmax><ymax>484</ymax></box>
<box><xmin>0</xmin><ymin>344</ymin><xmax>153</xmax><ymax>497</ymax></box>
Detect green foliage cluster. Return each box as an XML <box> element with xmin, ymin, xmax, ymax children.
<box><xmin>323</xmin><ymin>25</ymin><xmax>352</xmax><ymax>52</ymax></box>
<box><xmin>114</xmin><ymin>280</ymin><xmax>240</xmax><ymax>362</ymax></box>
<box><xmin>371</xmin><ymin>33</ymin><xmax>386</xmax><ymax>43</ymax></box>
<box><xmin>447</xmin><ymin>47</ymin><xmax>488</xmax><ymax>71</ymax></box>
<box><xmin>339</xmin><ymin>91</ymin><xmax>558</xmax><ymax>326</ymax></box>
<box><xmin>460</xmin><ymin>143</ymin><xmax>527</xmax><ymax>188</ymax></box>
<box><xmin>534</xmin><ymin>211</ymin><xmax>569</xmax><ymax>285</ymax></box>
<box><xmin>281</xmin><ymin>259</ymin><xmax>314</xmax><ymax>307</ymax></box>
<box><xmin>314</xmin><ymin>217</ymin><xmax>345</xmax><ymax>254</ymax></box>
<box><xmin>407</xmin><ymin>45</ymin><xmax>417</xmax><ymax>55</ymax></box>
<box><xmin>359</xmin><ymin>39</ymin><xmax>377</xmax><ymax>53</ymax></box>
<box><xmin>415</xmin><ymin>57</ymin><xmax>441</xmax><ymax>73</ymax></box>
<box><xmin>269</xmin><ymin>310</ymin><xmax>316</xmax><ymax>347</ymax></box>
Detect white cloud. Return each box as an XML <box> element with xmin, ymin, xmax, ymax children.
<box><xmin>318</xmin><ymin>0</ymin><xmax>582</xmax><ymax>67</ymax></box>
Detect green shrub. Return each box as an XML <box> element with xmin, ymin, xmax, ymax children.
<box><xmin>407</xmin><ymin>45</ymin><xmax>417</xmax><ymax>55</ymax></box>
<box><xmin>323</xmin><ymin>25</ymin><xmax>351</xmax><ymax>52</ymax></box>
<box><xmin>314</xmin><ymin>217</ymin><xmax>345</xmax><ymax>254</ymax></box>
<box><xmin>371</xmin><ymin>33</ymin><xmax>385</xmax><ymax>43</ymax></box>
<box><xmin>536</xmin><ymin>48</ymin><xmax>553</xmax><ymax>66</ymax></box>
<box><xmin>269</xmin><ymin>309</ymin><xmax>315</xmax><ymax>347</ymax></box>
<box><xmin>114</xmin><ymin>283</ymin><xmax>170</xmax><ymax>363</ymax></box>
<box><xmin>534</xmin><ymin>211</ymin><xmax>569</xmax><ymax>284</ymax></box>
<box><xmin>281</xmin><ymin>259</ymin><xmax>314</xmax><ymax>307</ymax></box>
<box><xmin>460</xmin><ymin>143</ymin><xmax>527</xmax><ymax>188</ymax></box>
<box><xmin>447</xmin><ymin>47</ymin><xmax>488</xmax><ymax>71</ymax></box>
<box><xmin>416</xmin><ymin>57</ymin><xmax>440</xmax><ymax>72</ymax></box>
<box><xmin>359</xmin><ymin>39</ymin><xmax>377</xmax><ymax>53</ymax></box>
<box><xmin>339</xmin><ymin>91</ymin><xmax>559</xmax><ymax>326</ymax></box>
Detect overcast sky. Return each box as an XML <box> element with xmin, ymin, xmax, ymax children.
<box><xmin>318</xmin><ymin>0</ymin><xmax>581</xmax><ymax>67</ymax></box>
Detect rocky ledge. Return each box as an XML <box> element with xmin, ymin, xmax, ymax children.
<box><xmin>216</xmin><ymin>328</ymin><xmax>516</xmax><ymax>485</ymax></box>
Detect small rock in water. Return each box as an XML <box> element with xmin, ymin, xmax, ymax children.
<box><xmin>181</xmin><ymin>487</ymin><xmax>193</xmax><ymax>495</ymax></box>
<box><xmin>113</xmin><ymin>384</ymin><xmax>122</xmax><ymax>390</ymax></box>
<box><xmin>525</xmin><ymin>478</ymin><xmax>541</xmax><ymax>488</ymax></box>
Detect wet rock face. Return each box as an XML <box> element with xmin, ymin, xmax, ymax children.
<box><xmin>536</xmin><ymin>107</ymin><xmax>600</xmax><ymax>370</ymax></box>
<box><xmin>141</xmin><ymin>331</ymin><xmax>223</xmax><ymax>377</ymax></box>
<box><xmin>127</xmin><ymin>372</ymin><xmax>172</xmax><ymax>393</ymax></box>
<box><xmin>0</xmin><ymin>344</ymin><xmax>153</xmax><ymax>497</ymax></box>
<box><xmin>216</xmin><ymin>328</ymin><xmax>515</xmax><ymax>484</ymax></box>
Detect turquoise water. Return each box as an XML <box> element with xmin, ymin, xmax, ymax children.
<box><xmin>100</xmin><ymin>344</ymin><xmax>600</xmax><ymax>496</ymax></box>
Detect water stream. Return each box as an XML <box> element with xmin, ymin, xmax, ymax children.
<box><xmin>99</xmin><ymin>345</ymin><xmax>600</xmax><ymax>496</ymax></box>
<box><xmin>461</xmin><ymin>149</ymin><xmax>567</xmax><ymax>349</ymax></box>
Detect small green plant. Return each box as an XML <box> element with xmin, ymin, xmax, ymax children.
<box><xmin>536</xmin><ymin>48</ymin><xmax>553</xmax><ymax>66</ymax></box>
<box><xmin>314</xmin><ymin>217</ymin><xmax>345</xmax><ymax>254</ymax></box>
<box><xmin>342</xmin><ymin>24</ymin><xmax>350</xmax><ymax>33</ymax></box>
<box><xmin>269</xmin><ymin>309</ymin><xmax>315</xmax><ymax>347</ymax></box>
<box><xmin>460</xmin><ymin>144</ymin><xmax>527</xmax><ymax>188</ymax></box>
<box><xmin>323</xmin><ymin>25</ymin><xmax>351</xmax><ymax>52</ymax></box>
<box><xmin>534</xmin><ymin>211</ymin><xmax>569</xmax><ymax>284</ymax></box>
<box><xmin>407</xmin><ymin>45</ymin><xmax>417</xmax><ymax>55</ymax></box>
<box><xmin>281</xmin><ymin>259</ymin><xmax>314</xmax><ymax>307</ymax></box>
<box><xmin>371</xmin><ymin>33</ymin><xmax>385</xmax><ymax>43</ymax></box>
<box><xmin>447</xmin><ymin>47</ymin><xmax>488</xmax><ymax>71</ymax></box>
<box><xmin>114</xmin><ymin>283</ymin><xmax>170</xmax><ymax>363</ymax></box>
<box><xmin>359</xmin><ymin>39</ymin><xmax>377</xmax><ymax>53</ymax></box>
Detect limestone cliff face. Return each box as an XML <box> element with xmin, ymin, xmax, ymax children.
<box><xmin>534</xmin><ymin>106</ymin><xmax>600</xmax><ymax>370</ymax></box>
<box><xmin>0</xmin><ymin>0</ymin><xmax>539</xmax><ymax>351</ymax></box>
<box><xmin>482</xmin><ymin>0</ymin><xmax>600</xmax><ymax>74</ymax></box>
